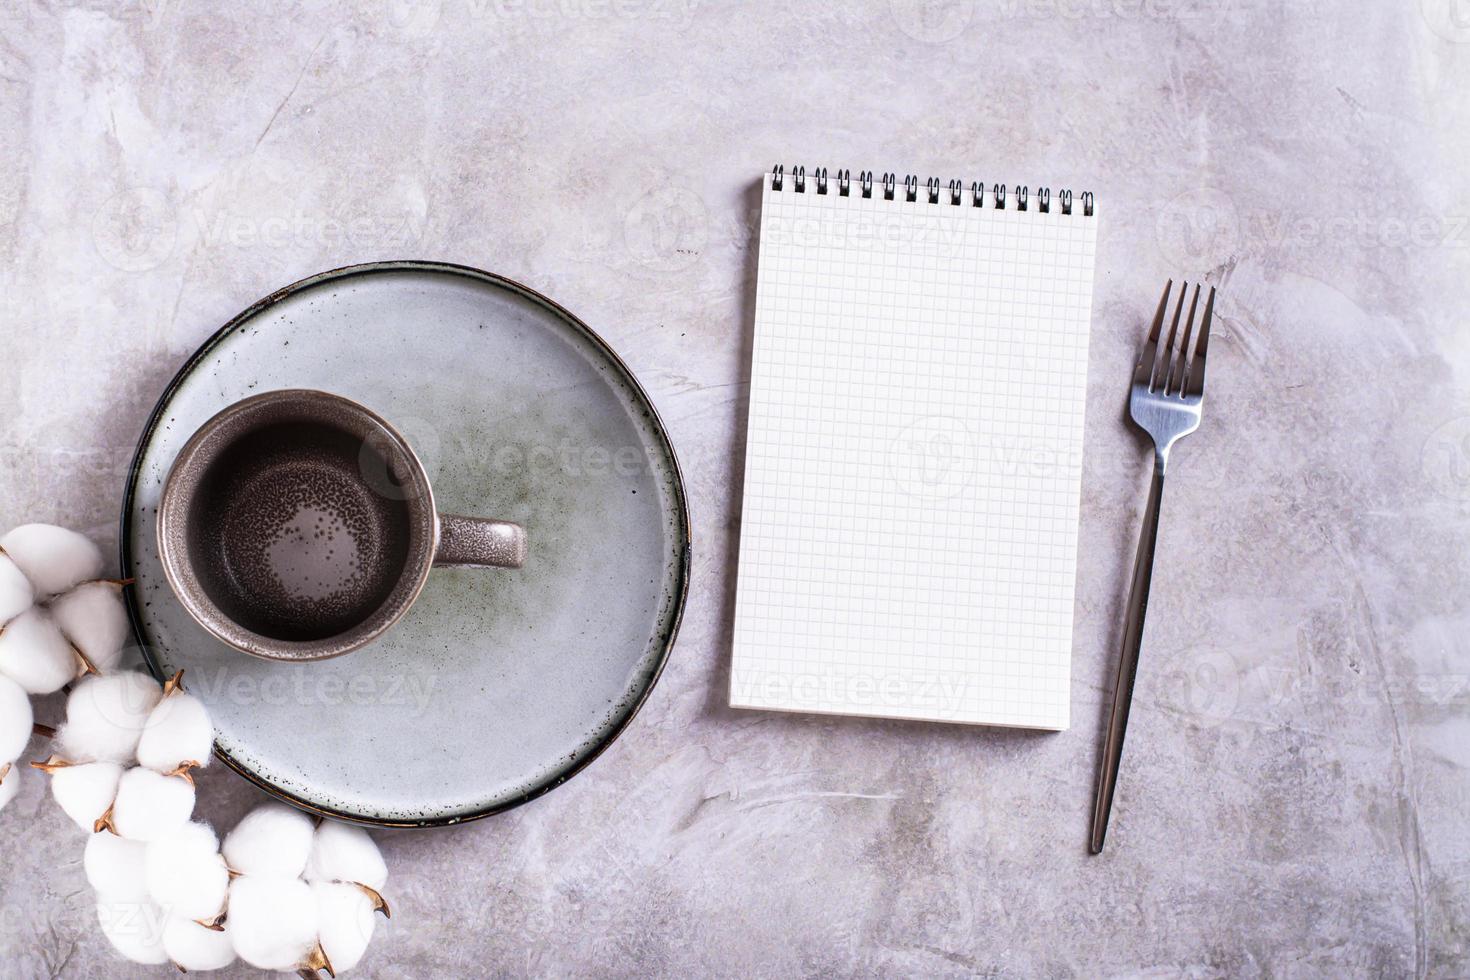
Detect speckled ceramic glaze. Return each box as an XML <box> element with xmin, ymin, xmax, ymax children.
<box><xmin>122</xmin><ymin>262</ymin><xmax>690</xmax><ymax>826</ymax></box>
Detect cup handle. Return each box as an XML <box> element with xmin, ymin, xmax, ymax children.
<box><xmin>434</xmin><ymin>514</ymin><xmax>527</xmax><ymax>569</ymax></box>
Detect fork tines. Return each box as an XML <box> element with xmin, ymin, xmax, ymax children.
<box><xmin>1145</xmin><ymin>280</ymin><xmax>1216</xmax><ymax>397</ymax></box>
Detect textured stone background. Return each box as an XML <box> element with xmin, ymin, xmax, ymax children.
<box><xmin>2</xmin><ymin>1</ymin><xmax>1468</xmax><ymax>977</ymax></box>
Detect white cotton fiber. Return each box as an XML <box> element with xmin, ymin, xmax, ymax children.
<box><xmin>162</xmin><ymin>916</ymin><xmax>236</xmax><ymax>972</ymax></box>
<box><xmin>228</xmin><ymin>875</ymin><xmax>320</xmax><ymax>971</ymax></box>
<box><xmin>51</xmin><ymin>581</ymin><xmax>129</xmax><ymax>674</ymax></box>
<box><xmin>0</xmin><ymin>607</ymin><xmax>78</xmax><ymax>694</ymax></box>
<box><xmin>0</xmin><ymin>554</ymin><xmax>33</xmax><ymax>624</ymax></box>
<box><xmin>314</xmin><ymin>881</ymin><xmax>376</xmax><ymax>973</ymax></box>
<box><xmin>306</xmin><ymin>821</ymin><xmax>388</xmax><ymax>890</ymax></box>
<box><xmin>96</xmin><ymin>897</ymin><xmax>169</xmax><ymax>965</ymax></box>
<box><xmin>51</xmin><ymin>761</ymin><xmax>123</xmax><ymax>832</ymax></box>
<box><xmin>0</xmin><ymin>524</ymin><xmax>103</xmax><ymax>597</ymax></box>
<box><xmin>84</xmin><ymin>830</ymin><xmax>151</xmax><ymax>901</ymax></box>
<box><xmin>60</xmin><ymin>672</ymin><xmax>162</xmax><ymax>763</ymax></box>
<box><xmin>222</xmin><ymin>802</ymin><xmax>315</xmax><ymax>878</ymax></box>
<box><xmin>145</xmin><ymin>821</ymin><xmax>228</xmax><ymax>921</ymax></box>
<box><xmin>0</xmin><ymin>763</ymin><xmax>22</xmax><ymax>811</ymax></box>
<box><xmin>111</xmin><ymin>767</ymin><xmax>195</xmax><ymax>842</ymax></box>
<box><xmin>137</xmin><ymin>690</ymin><xmax>213</xmax><ymax>773</ymax></box>
<box><xmin>0</xmin><ymin>674</ymin><xmax>32</xmax><ymax>764</ymax></box>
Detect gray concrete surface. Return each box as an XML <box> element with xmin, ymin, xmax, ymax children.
<box><xmin>1</xmin><ymin>1</ymin><xmax>1467</xmax><ymax>976</ymax></box>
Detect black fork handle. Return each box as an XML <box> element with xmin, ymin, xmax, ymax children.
<box><xmin>1090</xmin><ymin>461</ymin><xmax>1165</xmax><ymax>853</ymax></box>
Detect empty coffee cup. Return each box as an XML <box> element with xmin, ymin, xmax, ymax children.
<box><xmin>156</xmin><ymin>389</ymin><xmax>526</xmax><ymax>661</ymax></box>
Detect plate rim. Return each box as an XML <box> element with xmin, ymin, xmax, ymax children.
<box><xmin>118</xmin><ymin>259</ymin><xmax>693</xmax><ymax>828</ymax></box>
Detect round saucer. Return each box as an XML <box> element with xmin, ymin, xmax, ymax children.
<box><xmin>121</xmin><ymin>262</ymin><xmax>690</xmax><ymax>826</ymax></box>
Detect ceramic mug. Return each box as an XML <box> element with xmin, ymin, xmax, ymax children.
<box><xmin>156</xmin><ymin>388</ymin><xmax>527</xmax><ymax>661</ymax></box>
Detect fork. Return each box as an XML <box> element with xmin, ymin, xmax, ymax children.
<box><xmin>1089</xmin><ymin>279</ymin><xmax>1216</xmax><ymax>854</ymax></box>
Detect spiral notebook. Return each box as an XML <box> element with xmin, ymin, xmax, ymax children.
<box><xmin>730</xmin><ymin>166</ymin><xmax>1098</xmax><ymax>730</ymax></box>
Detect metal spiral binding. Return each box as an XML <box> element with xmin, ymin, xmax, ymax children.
<box><xmin>771</xmin><ymin>165</ymin><xmax>1093</xmax><ymax>217</ymax></box>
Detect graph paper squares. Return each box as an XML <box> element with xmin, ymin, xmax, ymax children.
<box><xmin>729</xmin><ymin>173</ymin><xmax>1098</xmax><ymax>730</ymax></box>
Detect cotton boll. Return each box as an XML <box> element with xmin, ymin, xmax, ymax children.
<box><xmin>0</xmin><ymin>524</ymin><xmax>103</xmax><ymax>597</ymax></box>
<box><xmin>145</xmin><ymin>821</ymin><xmax>228</xmax><ymax>921</ymax></box>
<box><xmin>110</xmin><ymin>767</ymin><xmax>194</xmax><ymax>841</ymax></box>
<box><xmin>162</xmin><ymin>916</ymin><xmax>236</xmax><ymax>972</ymax></box>
<box><xmin>84</xmin><ymin>831</ymin><xmax>150</xmax><ymax>902</ymax></box>
<box><xmin>96</xmin><ymin>897</ymin><xmax>169</xmax><ymax>965</ymax></box>
<box><xmin>0</xmin><ymin>554</ymin><xmax>33</xmax><ymax>624</ymax></box>
<box><xmin>137</xmin><ymin>690</ymin><xmax>213</xmax><ymax>773</ymax></box>
<box><xmin>306</xmin><ymin>821</ymin><xmax>388</xmax><ymax>890</ymax></box>
<box><xmin>50</xmin><ymin>581</ymin><xmax>129</xmax><ymax>674</ymax></box>
<box><xmin>222</xmin><ymin>802</ymin><xmax>315</xmax><ymax>878</ymax></box>
<box><xmin>314</xmin><ymin>881</ymin><xmax>377</xmax><ymax>973</ymax></box>
<box><xmin>0</xmin><ymin>674</ymin><xmax>32</xmax><ymax>764</ymax></box>
<box><xmin>228</xmin><ymin>875</ymin><xmax>320</xmax><ymax>971</ymax></box>
<box><xmin>0</xmin><ymin>763</ymin><xmax>22</xmax><ymax>811</ymax></box>
<box><xmin>59</xmin><ymin>671</ymin><xmax>162</xmax><ymax>763</ymax></box>
<box><xmin>50</xmin><ymin>761</ymin><xmax>123</xmax><ymax>832</ymax></box>
<box><xmin>0</xmin><ymin>608</ymin><xmax>77</xmax><ymax>694</ymax></box>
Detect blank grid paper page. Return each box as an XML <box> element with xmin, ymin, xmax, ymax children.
<box><xmin>730</xmin><ymin>174</ymin><xmax>1097</xmax><ymax>729</ymax></box>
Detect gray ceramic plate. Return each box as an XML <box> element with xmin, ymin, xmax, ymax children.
<box><xmin>121</xmin><ymin>262</ymin><xmax>690</xmax><ymax>827</ymax></box>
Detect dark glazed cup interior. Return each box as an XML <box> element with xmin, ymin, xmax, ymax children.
<box><xmin>157</xmin><ymin>389</ymin><xmax>439</xmax><ymax>661</ymax></box>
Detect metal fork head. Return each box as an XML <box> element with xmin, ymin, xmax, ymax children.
<box><xmin>1130</xmin><ymin>279</ymin><xmax>1215</xmax><ymax>466</ymax></box>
